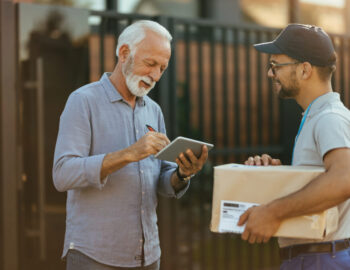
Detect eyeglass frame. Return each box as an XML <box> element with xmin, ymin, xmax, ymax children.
<box><xmin>269</xmin><ymin>61</ymin><xmax>300</xmax><ymax>75</ymax></box>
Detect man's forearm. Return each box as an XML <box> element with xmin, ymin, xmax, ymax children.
<box><xmin>270</xmin><ymin>168</ymin><xmax>350</xmax><ymax>220</ymax></box>
<box><xmin>100</xmin><ymin>148</ymin><xmax>135</xmax><ymax>180</ymax></box>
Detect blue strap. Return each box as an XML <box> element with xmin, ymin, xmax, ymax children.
<box><xmin>291</xmin><ymin>100</ymin><xmax>316</xmax><ymax>165</ymax></box>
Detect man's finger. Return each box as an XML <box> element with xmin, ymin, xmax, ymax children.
<box><xmin>271</xmin><ymin>159</ymin><xmax>282</xmax><ymax>165</ymax></box>
<box><xmin>175</xmin><ymin>158</ymin><xmax>183</xmax><ymax>168</ymax></box>
<box><xmin>198</xmin><ymin>145</ymin><xmax>208</xmax><ymax>163</ymax></box>
<box><xmin>178</xmin><ymin>153</ymin><xmax>191</xmax><ymax>167</ymax></box>
<box><xmin>153</xmin><ymin>141</ymin><xmax>168</xmax><ymax>152</ymax></box>
<box><xmin>256</xmin><ymin>237</ymin><xmax>263</xmax><ymax>244</ymax></box>
<box><xmin>248</xmin><ymin>235</ymin><xmax>257</xmax><ymax>244</ymax></box>
<box><xmin>237</xmin><ymin>208</ymin><xmax>250</xmax><ymax>226</ymax></box>
<box><xmin>185</xmin><ymin>149</ymin><xmax>198</xmax><ymax>165</ymax></box>
<box><xmin>263</xmin><ymin>236</ymin><xmax>270</xmax><ymax>243</ymax></box>
<box><xmin>261</xmin><ymin>154</ymin><xmax>272</xmax><ymax>166</ymax></box>
<box><xmin>241</xmin><ymin>228</ymin><xmax>249</xmax><ymax>241</ymax></box>
<box><xmin>254</xmin><ymin>155</ymin><xmax>262</xmax><ymax>166</ymax></box>
<box><xmin>246</xmin><ymin>156</ymin><xmax>254</xmax><ymax>165</ymax></box>
<box><xmin>152</xmin><ymin>133</ymin><xmax>171</xmax><ymax>145</ymax></box>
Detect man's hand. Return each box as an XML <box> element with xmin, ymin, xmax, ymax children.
<box><xmin>244</xmin><ymin>154</ymin><xmax>282</xmax><ymax>166</ymax></box>
<box><xmin>129</xmin><ymin>132</ymin><xmax>170</xmax><ymax>161</ymax></box>
<box><xmin>238</xmin><ymin>205</ymin><xmax>282</xmax><ymax>244</ymax></box>
<box><xmin>175</xmin><ymin>146</ymin><xmax>208</xmax><ymax>177</ymax></box>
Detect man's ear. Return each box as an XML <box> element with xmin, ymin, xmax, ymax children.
<box><xmin>118</xmin><ymin>44</ymin><xmax>130</xmax><ymax>63</ymax></box>
<box><xmin>300</xmin><ymin>62</ymin><xmax>313</xmax><ymax>80</ymax></box>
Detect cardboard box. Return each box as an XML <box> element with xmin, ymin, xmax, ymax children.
<box><xmin>210</xmin><ymin>164</ymin><xmax>338</xmax><ymax>239</ymax></box>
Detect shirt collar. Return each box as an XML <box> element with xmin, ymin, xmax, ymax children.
<box><xmin>307</xmin><ymin>92</ymin><xmax>340</xmax><ymax>118</ymax></box>
<box><xmin>100</xmin><ymin>72</ymin><xmax>146</xmax><ymax>106</ymax></box>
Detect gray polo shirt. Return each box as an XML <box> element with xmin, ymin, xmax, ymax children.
<box><xmin>279</xmin><ymin>92</ymin><xmax>350</xmax><ymax>247</ymax></box>
<box><xmin>53</xmin><ymin>73</ymin><xmax>188</xmax><ymax>267</ymax></box>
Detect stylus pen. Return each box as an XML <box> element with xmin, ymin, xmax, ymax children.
<box><xmin>146</xmin><ymin>125</ymin><xmax>156</xmax><ymax>132</ymax></box>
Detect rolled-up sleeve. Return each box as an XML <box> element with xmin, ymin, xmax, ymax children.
<box><xmin>53</xmin><ymin>92</ymin><xmax>107</xmax><ymax>192</ymax></box>
<box><xmin>157</xmin><ymin>160</ymin><xmax>189</xmax><ymax>198</ymax></box>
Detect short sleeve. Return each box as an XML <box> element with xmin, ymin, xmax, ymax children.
<box><xmin>314</xmin><ymin>113</ymin><xmax>350</xmax><ymax>158</ymax></box>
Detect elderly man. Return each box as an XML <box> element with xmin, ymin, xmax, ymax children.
<box><xmin>240</xmin><ymin>24</ymin><xmax>350</xmax><ymax>269</ymax></box>
<box><xmin>53</xmin><ymin>20</ymin><xmax>208</xmax><ymax>270</ymax></box>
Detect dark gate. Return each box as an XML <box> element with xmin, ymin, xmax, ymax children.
<box><xmin>88</xmin><ymin>12</ymin><xmax>350</xmax><ymax>270</ymax></box>
<box><xmin>2</xmin><ymin>2</ymin><xmax>350</xmax><ymax>270</ymax></box>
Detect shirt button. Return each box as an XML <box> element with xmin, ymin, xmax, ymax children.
<box><xmin>142</xmin><ymin>192</ymin><xmax>145</xmax><ymax>195</ymax></box>
<box><xmin>141</xmin><ymin>210</ymin><xmax>144</xmax><ymax>214</ymax></box>
<box><xmin>136</xmin><ymin>130</ymin><xmax>139</xmax><ymax>133</ymax></box>
<box><xmin>140</xmin><ymin>239</ymin><xmax>143</xmax><ymax>243</ymax></box>
<box><xmin>140</xmin><ymin>170</ymin><xmax>144</xmax><ymax>174</ymax></box>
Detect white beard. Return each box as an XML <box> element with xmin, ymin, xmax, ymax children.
<box><xmin>122</xmin><ymin>56</ymin><xmax>156</xmax><ymax>97</ymax></box>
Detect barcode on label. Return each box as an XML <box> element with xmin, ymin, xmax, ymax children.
<box><xmin>218</xmin><ymin>200</ymin><xmax>259</xmax><ymax>233</ymax></box>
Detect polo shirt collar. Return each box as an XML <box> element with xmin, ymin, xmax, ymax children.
<box><xmin>307</xmin><ymin>92</ymin><xmax>340</xmax><ymax>118</ymax></box>
<box><xmin>100</xmin><ymin>72</ymin><xmax>146</xmax><ymax>106</ymax></box>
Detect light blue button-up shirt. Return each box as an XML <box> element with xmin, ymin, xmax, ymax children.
<box><xmin>53</xmin><ymin>73</ymin><xmax>188</xmax><ymax>267</ymax></box>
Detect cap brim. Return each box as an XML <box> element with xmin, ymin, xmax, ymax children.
<box><xmin>253</xmin><ymin>41</ymin><xmax>283</xmax><ymax>54</ymax></box>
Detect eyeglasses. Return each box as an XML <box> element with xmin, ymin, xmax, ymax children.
<box><xmin>269</xmin><ymin>61</ymin><xmax>300</xmax><ymax>75</ymax></box>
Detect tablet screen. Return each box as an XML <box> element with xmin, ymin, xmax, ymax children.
<box><xmin>155</xmin><ymin>136</ymin><xmax>214</xmax><ymax>162</ymax></box>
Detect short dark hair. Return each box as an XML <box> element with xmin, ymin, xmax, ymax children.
<box><xmin>314</xmin><ymin>52</ymin><xmax>337</xmax><ymax>81</ymax></box>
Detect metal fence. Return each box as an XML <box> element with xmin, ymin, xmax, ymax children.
<box><xmin>89</xmin><ymin>11</ymin><xmax>350</xmax><ymax>270</ymax></box>
<box><xmin>2</xmin><ymin>2</ymin><xmax>350</xmax><ymax>269</ymax></box>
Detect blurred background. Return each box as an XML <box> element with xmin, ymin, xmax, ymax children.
<box><xmin>1</xmin><ymin>0</ymin><xmax>350</xmax><ymax>269</ymax></box>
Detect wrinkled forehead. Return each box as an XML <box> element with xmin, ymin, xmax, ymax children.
<box><xmin>134</xmin><ymin>31</ymin><xmax>171</xmax><ymax>59</ymax></box>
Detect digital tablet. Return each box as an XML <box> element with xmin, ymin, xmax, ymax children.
<box><xmin>155</xmin><ymin>136</ymin><xmax>214</xmax><ymax>162</ymax></box>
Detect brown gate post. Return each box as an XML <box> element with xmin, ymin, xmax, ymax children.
<box><xmin>0</xmin><ymin>0</ymin><xmax>19</xmax><ymax>269</ymax></box>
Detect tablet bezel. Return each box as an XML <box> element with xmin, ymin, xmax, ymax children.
<box><xmin>154</xmin><ymin>136</ymin><xmax>214</xmax><ymax>162</ymax></box>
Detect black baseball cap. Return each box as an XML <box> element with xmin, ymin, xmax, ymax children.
<box><xmin>254</xmin><ymin>24</ymin><xmax>336</xmax><ymax>66</ymax></box>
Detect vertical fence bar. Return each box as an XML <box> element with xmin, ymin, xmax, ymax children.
<box><xmin>210</xmin><ymin>28</ymin><xmax>217</xmax><ymax>146</ymax></box>
<box><xmin>245</xmin><ymin>29</ymin><xmax>252</xmax><ymax>149</ymax></box>
<box><xmin>267</xmin><ymin>31</ymin><xmax>275</xmax><ymax>146</ymax></box>
<box><xmin>169</xmin><ymin>17</ymin><xmax>179</xmax><ymax>270</ymax></box>
<box><xmin>198</xmin><ymin>26</ymin><xmax>204</xmax><ymax>141</ymax></box>
<box><xmin>256</xmin><ymin>31</ymin><xmax>263</xmax><ymax>146</ymax></box>
<box><xmin>184</xmin><ymin>24</ymin><xmax>191</xmax><ymax>136</ymax></box>
<box><xmin>222</xmin><ymin>28</ymin><xmax>229</xmax><ymax>159</ymax></box>
<box><xmin>221</xmin><ymin>27</ymin><xmax>231</xmax><ymax>270</ymax></box>
<box><xmin>1</xmin><ymin>1</ymin><xmax>18</xmax><ymax>269</ymax></box>
<box><xmin>196</xmin><ymin>24</ymin><xmax>207</xmax><ymax>270</ymax></box>
<box><xmin>233</xmin><ymin>28</ymin><xmax>241</xmax><ymax>161</ymax></box>
<box><xmin>184</xmin><ymin>22</ymin><xmax>194</xmax><ymax>270</ymax></box>
<box><xmin>209</xmin><ymin>26</ymin><xmax>217</xmax><ymax>270</ymax></box>
<box><xmin>99</xmin><ymin>17</ymin><xmax>106</xmax><ymax>76</ymax></box>
<box><xmin>168</xmin><ymin>18</ymin><xmax>178</xmax><ymax>139</ymax></box>
<box><xmin>36</xmin><ymin>58</ymin><xmax>47</xmax><ymax>261</ymax></box>
<box><xmin>232</xmin><ymin>27</ymin><xmax>242</xmax><ymax>270</ymax></box>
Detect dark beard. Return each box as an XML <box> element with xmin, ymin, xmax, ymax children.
<box><xmin>276</xmin><ymin>71</ymin><xmax>300</xmax><ymax>98</ymax></box>
<box><xmin>279</xmin><ymin>84</ymin><xmax>300</xmax><ymax>98</ymax></box>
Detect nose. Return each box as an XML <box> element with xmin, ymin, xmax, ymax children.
<box><xmin>267</xmin><ymin>68</ymin><xmax>274</xmax><ymax>78</ymax></box>
<box><xmin>149</xmin><ymin>68</ymin><xmax>162</xmax><ymax>82</ymax></box>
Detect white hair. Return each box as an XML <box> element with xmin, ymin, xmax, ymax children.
<box><xmin>116</xmin><ymin>20</ymin><xmax>172</xmax><ymax>57</ymax></box>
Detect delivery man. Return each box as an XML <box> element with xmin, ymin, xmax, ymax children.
<box><xmin>240</xmin><ymin>24</ymin><xmax>350</xmax><ymax>269</ymax></box>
